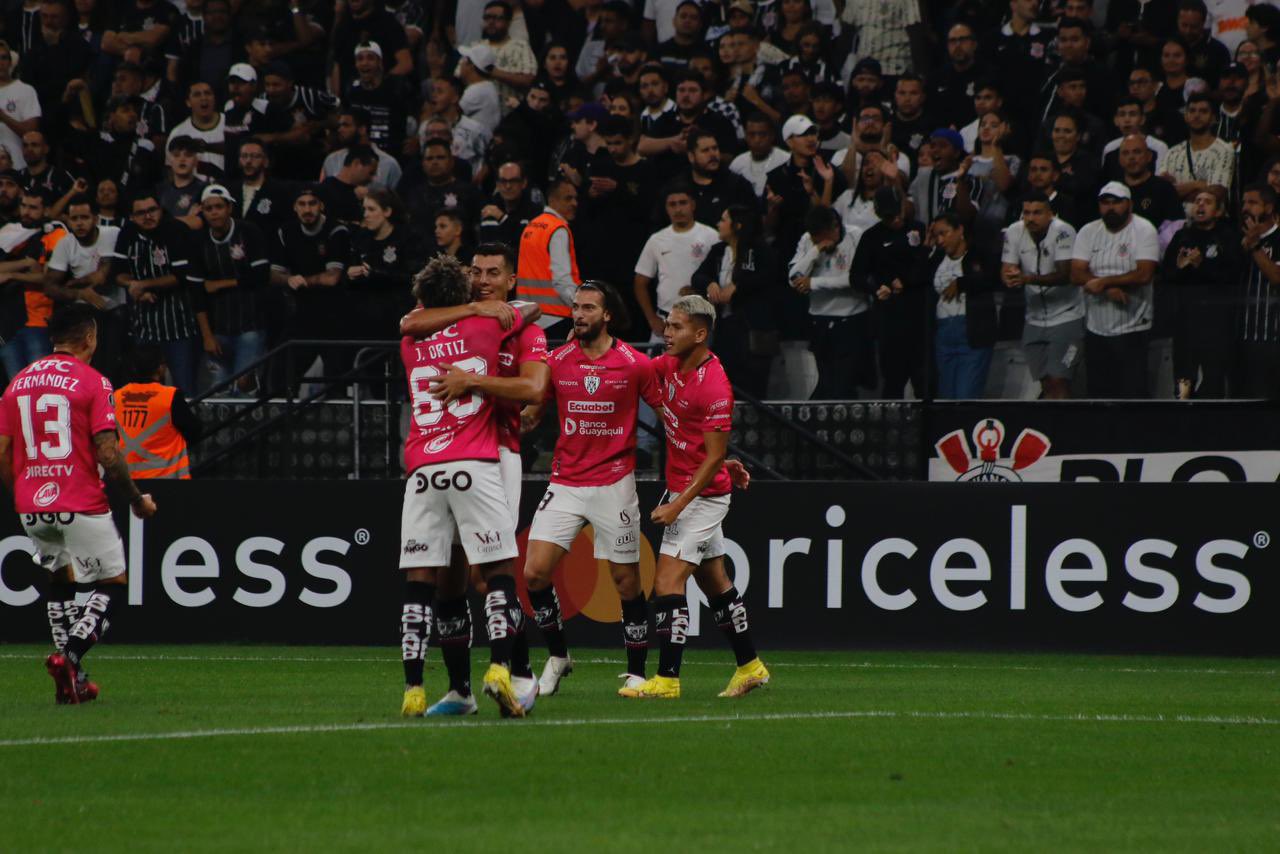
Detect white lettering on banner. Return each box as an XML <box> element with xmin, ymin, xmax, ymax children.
<box><xmin>0</xmin><ymin>535</ymin><xmax>38</xmax><ymax>606</ymax></box>
<box><xmin>233</xmin><ymin>537</ymin><xmax>288</xmax><ymax>608</ymax></box>
<box><xmin>162</xmin><ymin>537</ymin><xmax>219</xmax><ymax>607</ymax></box>
<box><xmin>929</xmin><ymin>450</ymin><xmax>1280</xmax><ymax>482</ymax></box>
<box><xmin>1123</xmin><ymin>540</ymin><xmax>1179</xmax><ymax>613</ymax></box>
<box><xmin>1194</xmin><ymin>540</ymin><xmax>1251</xmax><ymax>613</ymax></box>
<box><xmin>769</xmin><ymin>505</ymin><xmax>1254</xmax><ymax>615</ymax></box>
<box><xmin>930</xmin><ymin>539</ymin><xmax>990</xmax><ymax>612</ymax></box>
<box><xmin>300</xmin><ymin>537</ymin><xmax>353</xmax><ymax>608</ymax></box>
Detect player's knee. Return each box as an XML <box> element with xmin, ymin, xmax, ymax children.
<box><xmin>404</xmin><ymin>566</ymin><xmax>436</xmax><ymax>584</ymax></box>
<box><xmin>610</xmin><ymin>562</ymin><xmax>641</xmax><ymax>598</ymax></box>
<box><xmin>100</xmin><ymin>572</ymin><xmax>128</xmax><ymax>586</ymax></box>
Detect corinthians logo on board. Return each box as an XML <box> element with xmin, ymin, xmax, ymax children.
<box><xmin>935</xmin><ymin>419</ymin><xmax>1050</xmax><ymax>482</ymax></box>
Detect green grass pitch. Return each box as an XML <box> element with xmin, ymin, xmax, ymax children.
<box><xmin>0</xmin><ymin>645</ymin><xmax>1276</xmax><ymax>852</ymax></box>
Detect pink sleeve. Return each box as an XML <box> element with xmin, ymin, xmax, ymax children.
<box><xmin>89</xmin><ymin>376</ymin><xmax>118</xmax><ymax>436</ymax></box>
<box><xmin>0</xmin><ymin>395</ymin><xmax>11</xmax><ymax>438</ymax></box>
<box><xmin>637</xmin><ymin>356</ymin><xmax>662</xmax><ymax>410</ymax></box>
<box><xmin>700</xmin><ymin>373</ymin><xmax>734</xmax><ymax>433</ymax></box>
<box><xmin>519</xmin><ymin>325</ymin><xmax>548</xmax><ymax>364</ymax></box>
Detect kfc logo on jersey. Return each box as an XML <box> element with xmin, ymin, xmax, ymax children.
<box><xmin>935</xmin><ymin>418</ymin><xmax>1052</xmax><ymax>482</ymax></box>
<box><xmin>583</xmin><ymin>375</ymin><xmax>600</xmax><ymax>395</ymax></box>
<box><xmin>33</xmin><ymin>482</ymin><xmax>60</xmax><ymax>507</ymax></box>
<box><xmin>426</xmin><ymin>434</ymin><xmax>454</xmax><ymax>453</ymax></box>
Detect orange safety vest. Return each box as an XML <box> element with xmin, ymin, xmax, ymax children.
<box><xmin>516</xmin><ymin>212</ymin><xmax>579</xmax><ymax>318</ymax></box>
<box><xmin>21</xmin><ymin>228</ymin><xmax>65</xmax><ymax>329</ymax></box>
<box><xmin>114</xmin><ymin>382</ymin><xmax>191</xmax><ymax>480</ymax></box>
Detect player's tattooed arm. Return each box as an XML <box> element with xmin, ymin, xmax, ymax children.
<box><xmin>0</xmin><ymin>435</ymin><xmax>13</xmax><ymax>494</ymax></box>
<box><xmin>93</xmin><ymin>431</ymin><xmax>157</xmax><ymax>519</ymax></box>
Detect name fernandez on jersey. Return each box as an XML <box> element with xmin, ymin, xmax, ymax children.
<box><xmin>401</xmin><ymin>313</ymin><xmax>527</xmax><ymax>471</ymax></box>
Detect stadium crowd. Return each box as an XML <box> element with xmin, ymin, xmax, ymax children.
<box><xmin>0</xmin><ymin>0</ymin><xmax>1278</xmax><ymax>399</ymax></box>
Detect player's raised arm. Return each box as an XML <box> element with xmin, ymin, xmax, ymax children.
<box><xmin>93</xmin><ymin>431</ymin><xmax>156</xmax><ymax>518</ymax></box>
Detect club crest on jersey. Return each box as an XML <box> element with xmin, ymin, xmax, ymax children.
<box><xmin>692</xmin><ymin>242</ymin><xmax>706</xmax><ymax>259</ymax></box>
<box><xmin>230</xmin><ymin>242</ymin><xmax>246</xmax><ymax>260</ymax></box>
<box><xmin>935</xmin><ymin>418</ymin><xmax>1051</xmax><ymax>482</ymax></box>
<box><xmin>584</xmin><ymin>375</ymin><xmax>600</xmax><ymax>395</ymax></box>
<box><xmin>384</xmin><ymin>245</ymin><xmax>397</xmax><ymax>264</ymax></box>
<box><xmin>151</xmin><ymin>246</ymin><xmax>169</xmax><ymax>267</ymax></box>
<box><xmin>177</xmin><ymin>194</ymin><xmax>192</xmax><ymax>210</ymax></box>
<box><xmin>444</xmin><ymin>192</ymin><xmax>458</xmax><ymax>208</ymax></box>
<box><xmin>33</xmin><ymin>482</ymin><xmax>59</xmax><ymax>507</ymax></box>
<box><xmin>257</xmin><ymin>198</ymin><xmax>272</xmax><ymax>214</ymax></box>
<box><xmin>1118</xmin><ymin>243</ymin><xmax>1129</xmax><ymax>257</ymax></box>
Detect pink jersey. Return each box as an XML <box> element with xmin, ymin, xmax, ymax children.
<box><xmin>402</xmin><ymin>313</ymin><xmax>526</xmax><ymax>471</ymax></box>
<box><xmin>0</xmin><ymin>355</ymin><xmax>117</xmax><ymax>514</ymax></box>
<box><xmin>653</xmin><ymin>352</ymin><xmax>733</xmax><ymax>497</ymax></box>
<box><xmin>546</xmin><ymin>338</ymin><xmax>660</xmax><ymax>487</ymax></box>
<box><xmin>497</xmin><ymin>322</ymin><xmax>547</xmax><ymax>453</ymax></box>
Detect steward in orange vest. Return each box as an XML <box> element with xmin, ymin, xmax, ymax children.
<box><xmin>114</xmin><ymin>347</ymin><xmax>202</xmax><ymax>479</ymax></box>
<box><xmin>516</xmin><ymin>181</ymin><xmax>581</xmax><ymax>328</ymax></box>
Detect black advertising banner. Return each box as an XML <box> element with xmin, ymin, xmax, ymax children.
<box><xmin>0</xmin><ymin>481</ymin><xmax>1275</xmax><ymax>653</ymax></box>
<box><xmin>927</xmin><ymin>401</ymin><xmax>1280</xmax><ymax>482</ymax></box>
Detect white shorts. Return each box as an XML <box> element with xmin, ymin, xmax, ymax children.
<box><xmin>528</xmin><ymin>474</ymin><xmax>641</xmax><ymax>563</ymax></box>
<box><xmin>659</xmin><ymin>491</ymin><xmax>729</xmax><ymax>562</ymax></box>
<box><xmin>401</xmin><ymin>460</ymin><xmax>519</xmax><ymax>568</ymax></box>
<box><xmin>499</xmin><ymin>446</ymin><xmax>521</xmax><ymax>527</ymax></box>
<box><xmin>21</xmin><ymin>511</ymin><xmax>127</xmax><ymax>584</ymax></box>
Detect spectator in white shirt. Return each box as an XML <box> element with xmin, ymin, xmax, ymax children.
<box><xmin>634</xmin><ymin>183</ymin><xmax>718</xmax><ymax>341</ymax></box>
<box><xmin>789</xmin><ymin>205</ymin><xmax>870</xmax><ymax>399</ymax></box>
<box><xmin>729</xmin><ymin>113</ymin><xmax>789</xmax><ymax>198</ymax></box>
<box><xmin>1162</xmin><ymin>92</ymin><xmax>1235</xmax><ymax>217</ymax></box>
<box><xmin>456</xmin><ymin>43</ymin><xmax>502</xmax><ymax>135</ymax></box>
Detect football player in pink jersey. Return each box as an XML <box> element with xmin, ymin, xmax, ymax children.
<box><xmin>398</xmin><ymin>255</ymin><xmax>543</xmax><ymax>718</ymax></box>
<box><xmin>620</xmin><ymin>295</ymin><xmax>769</xmax><ymax>700</ymax></box>
<box><xmin>0</xmin><ymin>304</ymin><xmax>158</xmax><ymax>704</ymax></box>
<box><xmin>398</xmin><ymin>245</ymin><xmax>549</xmax><ymax>716</ymax></box>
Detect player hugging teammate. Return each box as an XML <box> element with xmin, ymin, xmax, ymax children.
<box><xmin>398</xmin><ymin>257</ymin><xmax>768</xmax><ymax>715</ymax></box>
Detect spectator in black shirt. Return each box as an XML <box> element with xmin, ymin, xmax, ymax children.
<box><xmin>639</xmin><ymin>69</ymin><xmax>739</xmax><ymax>180</ymax></box>
<box><xmin>173</xmin><ymin>0</ymin><xmax>244</xmax><ymax>104</ymax></box>
<box><xmin>851</xmin><ymin>186</ymin><xmax>930</xmax><ymax>399</ymax></box>
<box><xmin>890</xmin><ymin>73</ymin><xmax>936</xmax><ymax>169</ymax></box>
<box><xmin>477</xmin><ymin>159</ymin><xmax>540</xmax><ymax>248</ymax></box>
<box><xmin>575</xmin><ymin>114</ymin><xmax>655</xmax><ymax>300</ymax></box>
<box><xmin>156</xmin><ymin>135</ymin><xmax>208</xmax><ymax>229</ymax></box>
<box><xmin>1177</xmin><ymin>0</ymin><xmax>1229</xmax><ymax>88</ymax></box>
<box><xmin>1108</xmin><ymin>0</ymin><xmax>1178</xmax><ymax>80</ymax></box>
<box><xmin>330</xmin><ymin>0</ymin><xmax>412</xmax><ymax>93</ymax></box>
<box><xmin>1235</xmin><ymin>182</ymin><xmax>1280</xmax><ymax>396</ymax></box>
<box><xmin>931</xmin><ymin>21</ymin><xmax>988</xmax><ymax>131</ymax></box>
<box><xmin>187</xmin><ymin>183</ymin><xmax>269</xmax><ymax>392</ymax></box>
<box><xmin>111</xmin><ymin>60</ymin><xmax>170</xmax><ymax>151</ymax></box>
<box><xmin>691</xmin><ymin>203</ymin><xmax>780</xmax><ymax>398</ymax></box>
<box><xmin>405</xmin><ymin>139</ymin><xmax>482</xmax><ymax>243</ymax></box>
<box><xmin>270</xmin><ymin>184</ymin><xmax>350</xmax><ymax>381</ymax></box>
<box><xmin>656</xmin><ymin>0</ymin><xmax>708</xmax><ymax>69</ymax></box>
<box><xmin>433</xmin><ymin>209</ymin><xmax>473</xmax><ymax>262</ymax></box>
<box><xmin>682</xmin><ymin>125</ymin><xmax>756</xmax><ymax>229</ymax></box>
<box><xmin>67</xmin><ymin>96</ymin><xmax>160</xmax><ymax>191</ymax></box>
<box><xmin>766</xmin><ymin>114</ymin><xmax>844</xmax><ymax>273</ymax></box>
<box><xmin>1048</xmin><ymin>111</ymin><xmax>1100</xmax><ymax>203</ymax></box>
<box><xmin>21</xmin><ymin>0</ymin><xmax>91</xmax><ymax>142</ymax></box>
<box><xmin>110</xmin><ymin>189</ymin><xmax>203</xmax><ymax>393</ymax></box>
<box><xmin>19</xmin><ymin>130</ymin><xmax>79</xmax><ymax>218</ymax></box>
<box><xmin>102</xmin><ymin>0</ymin><xmax>178</xmax><ymax>59</ymax></box>
<box><xmin>1117</xmin><ymin>134</ymin><xmax>1183</xmax><ymax>228</ymax></box>
<box><xmin>1162</xmin><ymin>187</ymin><xmax>1243</xmax><ymax>397</ymax></box>
<box><xmin>259</xmin><ymin>60</ymin><xmax>336</xmax><ymax>182</ymax></box>
<box><xmin>317</xmin><ymin>144</ymin><xmax>377</xmax><ymax>225</ymax></box>
<box><xmin>230</xmin><ymin>137</ymin><xmax>293</xmax><ymax>236</ymax></box>
<box><xmin>346</xmin><ymin>186</ymin><xmax>419</xmax><ymax>339</ymax></box>
<box><xmin>345</xmin><ymin>40</ymin><xmax>412</xmax><ymax>160</ymax></box>
<box><xmin>1012</xmin><ymin>152</ymin><xmax>1081</xmax><ymax>228</ymax></box>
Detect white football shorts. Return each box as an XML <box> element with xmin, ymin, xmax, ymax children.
<box><xmin>401</xmin><ymin>460</ymin><xmax>519</xmax><ymax>568</ymax></box>
<box><xmin>658</xmin><ymin>491</ymin><xmax>729</xmax><ymax>562</ymax></box>
<box><xmin>21</xmin><ymin>511</ymin><xmax>127</xmax><ymax>584</ymax></box>
<box><xmin>528</xmin><ymin>473</ymin><xmax>641</xmax><ymax>563</ymax></box>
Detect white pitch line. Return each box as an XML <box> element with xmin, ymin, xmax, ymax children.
<box><xmin>0</xmin><ymin>652</ymin><xmax>1272</xmax><ymax>677</ymax></box>
<box><xmin>0</xmin><ymin>708</ymin><xmax>1275</xmax><ymax>749</ymax></box>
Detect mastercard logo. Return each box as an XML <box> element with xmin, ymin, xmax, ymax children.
<box><xmin>515</xmin><ymin>525</ymin><xmax>656</xmax><ymax>622</ymax></box>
